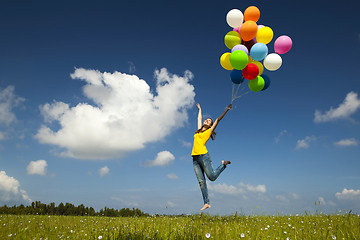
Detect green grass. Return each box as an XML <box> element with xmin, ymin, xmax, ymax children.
<box><xmin>1</xmin><ymin>213</ymin><xmax>359</xmax><ymax>239</ymax></box>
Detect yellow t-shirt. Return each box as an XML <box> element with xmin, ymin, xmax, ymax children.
<box><xmin>191</xmin><ymin>129</ymin><xmax>212</xmax><ymax>156</ymax></box>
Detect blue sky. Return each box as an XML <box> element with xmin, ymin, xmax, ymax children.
<box><xmin>1</xmin><ymin>0</ymin><xmax>359</xmax><ymax>215</ymax></box>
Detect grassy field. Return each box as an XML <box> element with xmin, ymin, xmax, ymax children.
<box><xmin>1</xmin><ymin>213</ymin><xmax>359</xmax><ymax>239</ymax></box>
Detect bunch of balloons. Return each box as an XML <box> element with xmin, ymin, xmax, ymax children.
<box><xmin>220</xmin><ymin>6</ymin><xmax>292</xmax><ymax>92</ymax></box>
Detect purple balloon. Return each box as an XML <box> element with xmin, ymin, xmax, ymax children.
<box><xmin>274</xmin><ymin>35</ymin><xmax>292</xmax><ymax>54</ymax></box>
<box><xmin>231</xmin><ymin>44</ymin><xmax>249</xmax><ymax>55</ymax></box>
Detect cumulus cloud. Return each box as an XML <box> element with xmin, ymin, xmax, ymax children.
<box><xmin>0</xmin><ymin>171</ymin><xmax>32</xmax><ymax>205</ymax></box>
<box><xmin>26</xmin><ymin>160</ymin><xmax>48</xmax><ymax>176</ymax></box>
<box><xmin>239</xmin><ymin>182</ymin><xmax>266</xmax><ymax>193</ymax></box>
<box><xmin>208</xmin><ymin>182</ymin><xmax>266</xmax><ymax>196</ymax></box>
<box><xmin>0</xmin><ymin>86</ymin><xmax>25</xmax><ymax>126</ymax></box>
<box><xmin>334</xmin><ymin>138</ymin><xmax>358</xmax><ymax>147</ymax></box>
<box><xmin>335</xmin><ymin>188</ymin><xmax>360</xmax><ymax>200</ymax></box>
<box><xmin>145</xmin><ymin>151</ymin><xmax>175</xmax><ymax>167</ymax></box>
<box><xmin>314</xmin><ymin>92</ymin><xmax>360</xmax><ymax>123</ymax></box>
<box><xmin>167</xmin><ymin>173</ymin><xmax>179</xmax><ymax>180</ymax></box>
<box><xmin>295</xmin><ymin>136</ymin><xmax>316</xmax><ymax>150</ymax></box>
<box><xmin>99</xmin><ymin>166</ymin><xmax>110</xmax><ymax>177</ymax></box>
<box><xmin>35</xmin><ymin>68</ymin><xmax>195</xmax><ymax>160</ymax></box>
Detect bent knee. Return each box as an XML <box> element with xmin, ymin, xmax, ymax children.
<box><xmin>208</xmin><ymin>176</ymin><xmax>217</xmax><ymax>181</ymax></box>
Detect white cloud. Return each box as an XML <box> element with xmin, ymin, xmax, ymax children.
<box><xmin>0</xmin><ymin>131</ymin><xmax>6</xmax><ymax>141</ymax></box>
<box><xmin>26</xmin><ymin>160</ymin><xmax>48</xmax><ymax>176</ymax></box>
<box><xmin>167</xmin><ymin>173</ymin><xmax>179</xmax><ymax>180</ymax></box>
<box><xmin>166</xmin><ymin>201</ymin><xmax>176</xmax><ymax>207</ymax></box>
<box><xmin>334</xmin><ymin>138</ymin><xmax>358</xmax><ymax>147</ymax></box>
<box><xmin>318</xmin><ymin>196</ymin><xmax>336</xmax><ymax>207</ymax></box>
<box><xmin>274</xmin><ymin>130</ymin><xmax>288</xmax><ymax>144</ymax></box>
<box><xmin>314</xmin><ymin>92</ymin><xmax>360</xmax><ymax>123</ymax></box>
<box><xmin>145</xmin><ymin>151</ymin><xmax>175</xmax><ymax>167</ymax></box>
<box><xmin>275</xmin><ymin>193</ymin><xmax>300</xmax><ymax>202</ymax></box>
<box><xmin>40</xmin><ymin>101</ymin><xmax>69</xmax><ymax>123</ymax></box>
<box><xmin>99</xmin><ymin>166</ymin><xmax>110</xmax><ymax>177</ymax></box>
<box><xmin>295</xmin><ymin>136</ymin><xmax>316</xmax><ymax>150</ymax></box>
<box><xmin>239</xmin><ymin>182</ymin><xmax>267</xmax><ymax>193</ymax></box>
<box><xmin>0</xmin><ymin>171</ymin><xmax>32</xmax><ymax>205</ymax></box>
<box><xmin>35</xmin><ymin>68</ymin><xmax>195</xmax><ymax>160</ymax></box>
<box><xmin>0</xmin><ymin>86</ymin><xmax>25</xmax><ymax>126</ymax></box>
<box><xmin>208</xmin><ymin>182</ymin><xmax>266</xmax><ymax>196</ymax></box>
<box><xmin>335</xmin><ymin>188</ymin><xmax>360</xmax><ymax>200</ymax></box>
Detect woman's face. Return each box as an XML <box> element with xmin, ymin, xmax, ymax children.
<box><xmin>203</xmin><ymin>118</ymin><xmax>213</xmax><ymax>127</ymax></box>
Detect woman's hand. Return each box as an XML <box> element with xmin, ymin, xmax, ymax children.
<box><xmin>227</xmin><ymin>104</ymin><xmax>232</xmax><ymax>110</ymax></box>
<box><xmin>196</xmin><ymin>103</ymin><xmax>201</xmax><ymax>110</ymax></box>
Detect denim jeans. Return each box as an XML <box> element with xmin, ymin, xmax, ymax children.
<box><xmin>193</xmin><ymin>152</ymin><xmax>226</xmax><ymax>204</ymax></box>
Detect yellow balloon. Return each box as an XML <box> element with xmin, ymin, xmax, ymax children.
<box><xmin>220</xmin><ymin>52</ymin><xmax>234</xmax><ymax>70</ymax></box>
<box><xmin>248</xmin><ymin>55</ymin><xmax>255</xmax><ymax>63</ymax></box>
<box><xmin>256</xmin><ymin>26</ymin><xmax>273</xmax><ymax>44</ymax></box>
<box><xmin>252</xmin><ymin>61</ymin><xmax>264</xmax><ymax>75</ymax></box>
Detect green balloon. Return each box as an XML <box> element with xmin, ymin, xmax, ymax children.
<box><xmin>224</xmin><ymin>31</ymin><xmax>241</xmax><ymax>49</ymax></box>
<box><xmin>248</xmin><ymin>76</ymin><xmax>265</xmax><ymax>92</ymax></box>
<box><xmin>229</xmin><ymin>50</ymin><xmax>248</xmax><ymax>70</ymax></box>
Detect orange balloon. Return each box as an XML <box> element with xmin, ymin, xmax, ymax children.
<box><xmin>244</xmin><ymin>6</ymin><xmax>260</xmax><ymax>22</ymax></box>
<box><xmin>240</xmin><ymin>21</ymin><xmax>258</xmax><ymax>41</ymax></box>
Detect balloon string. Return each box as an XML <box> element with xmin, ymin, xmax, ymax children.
<box><xmin>231</xmin><ymin>82</ymin><xmax>248</xmax><ymax>104</ymax></box>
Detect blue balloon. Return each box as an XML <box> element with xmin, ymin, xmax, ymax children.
<box><xmin>261</xmin><ymin>74</ymin><xmax>271</xmax><ymax>91</ymax></box>
<box><xmin>250</xmin><ymin>43</ymin><xmax>268</xmax><ymax>61</ymax></box>
<box><xmin>230</xmin><ymin>69</ymin><xmax>244</xmax><ymax>84</ymax></box>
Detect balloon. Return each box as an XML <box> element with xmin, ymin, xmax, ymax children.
<box><xmin>226</xmin><ymin>9</ymin><xmax>244</xmax><ymax>28</ymax></box>
<box><xmin>261</xmin><ymin>74</ymin><xmax>271</xmax><ymax>91</ymax></box>
<box><xmin>248</xmin><ymin>55</ymin><xmax>255</xmax><ymax>63</ymax></box>
<box><xmin>220</xmin><ymin>52</ymin><xmax>234</xmax><ymax>70</ymax></box>
<box><xmin>244</xmin><ymin>6</ymin><xmax>260</xmax><ymax>22</ymax></box>
<box><xmin>256</xmin><ymin>26</ymin><xmax>273</xmax><ymax>44</ymax></box>
<box><xmin>233</xmin><ymin>26</ymin><xmax>241</xmax><ymax>34</ymax></box>
<box><xmin>242</xmin><ymin>63</ymin><xmax>259</xmax><ymax>80</ymax></box>
<box><xmin>248</xmin><ymin>75</ymin><xmax>265</xmax><ymax>92</ymax></box>
<box><xmin>242</xmin><ymin>39</ymin><xmax>255</xmax><ymax>52</ymax></box>
<box><xmin>224</xmin><ymin>31</ymin><xmax>241</xmax><ymax>49</ymax></box>
<box><xmin>274</xmin><ymin>35</ymin><xmax>292</xmax><ymax>54</ymax></box>
<box><xmin>230</xmin><ymin>69</ymin><xmax>245</xmax><ymax>84</ymax></box>
<box><xmin>250</xmin><ymin>43</ymin><xmax>268</xmax><ymax>61</ymax></box>
<box><xmin>252</xmin><ymin>61</ymin><xmax>264</xmax><ymax>75</ymax></box>
<box><xmin>240</xmin><ymin>21</ymin><xmax>258</xmax><ymax>41</ymax></box>
<box><xmin>229</xmin><ymin>50</ymin><xmax>249</xmax><ymax>70</ymax></box>
<box><xmin>264</xmin><ymin>53</ymin><xmax>282</xmax><ymax>71</ymax></box>
<box><xmin>231</xmin><ymin>44</ymin><xmax>248</xmax><ymax>54</ymax></box>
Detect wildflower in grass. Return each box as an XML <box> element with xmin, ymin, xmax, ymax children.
<box><xmin>205</xmin><ymin>233</ymin><xmax>211</xmax><ymax>238</ymax></box>
<box><xmin>332</xmin><ymin>236</ymin><xmax>336</xmax><ymax>240</ymax></box>
<box><xmin>98</xmin><ymin>236</ymin><xmax>103</xmax><ymax>239</ymax></box>
<box><xmin>240</xmin><ymin>233</ymin><xmax>245</xmax><ymax>238</ymax></box>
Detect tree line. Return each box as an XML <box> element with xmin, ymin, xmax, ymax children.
<box><xmin>0</xmin><ymin>201</ymin><xmax>149</xmax><ymax>217</ymax></box>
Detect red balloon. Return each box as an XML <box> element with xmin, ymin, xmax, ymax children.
<box><xmin>242</xmin><ymin>63</ymin><xmax>259</xmax><ymax>80</ymax></box>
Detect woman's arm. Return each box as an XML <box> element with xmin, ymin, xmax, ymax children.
<box><xmin>197</xmin><ymin>103</ymin><xmax>202</xmax><ymax>130</ymax></box>
<box><xmin>209</xmin><ymin>104</ymin><xmax>232</xmax><ymax>133</ymax></box>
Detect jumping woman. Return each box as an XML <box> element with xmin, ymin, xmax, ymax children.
<box><xmin>192</xmin><ymin>103</ymin><xmax>232</xmax><ymax>211</ymax></box>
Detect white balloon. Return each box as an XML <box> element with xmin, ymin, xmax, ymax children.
<box><xmin>226</xmin><ymin>9</ymin><xmax>243</xmax><ymax>28</ymax></box>
<box><xmin>264</xmin><ymin>53</ymin><xmax>282</xmax><ymax>71</ymax></box>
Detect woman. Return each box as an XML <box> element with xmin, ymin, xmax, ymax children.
<box><xmin>192</xmin><ymin>103</ymin><xmax>232</xmax><ymax>211</ymax></box>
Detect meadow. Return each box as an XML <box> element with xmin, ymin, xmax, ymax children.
<box><xmin>1</xmin><ymin>212</ymin><xmax>359</xmax><ymax>239</ymax></box>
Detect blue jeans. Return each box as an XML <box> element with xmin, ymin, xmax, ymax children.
<box><xmin>193</xmin><ymin>152</ymin><xmax>226</xmax><ymax>204</ymax></box>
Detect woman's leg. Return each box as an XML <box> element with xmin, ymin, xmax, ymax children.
<box><xmin>202</xmin><ymin>153</ymin><xmax>226</xmax><ymax>181</ymax></box>
<box><xmin>193</xmin><ymin>156</ymin><xmax>209</xmax><ymax>205</ymax></box>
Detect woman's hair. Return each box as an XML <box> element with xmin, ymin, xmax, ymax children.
<box><xmin>195</xmin><ymin>118</ymin><xmax>216</xmax><ymax>140</ymax></box>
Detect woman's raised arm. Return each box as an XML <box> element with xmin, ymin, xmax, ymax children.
<box><xmin>196</xmin><ymin>103</ymin><xmax>202</xmax><ymax>130</ymax></box>
<box><xmin>210</xmin><ymin>104</ymin><xmax>232</xmax><ymax>133</ymax></box>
